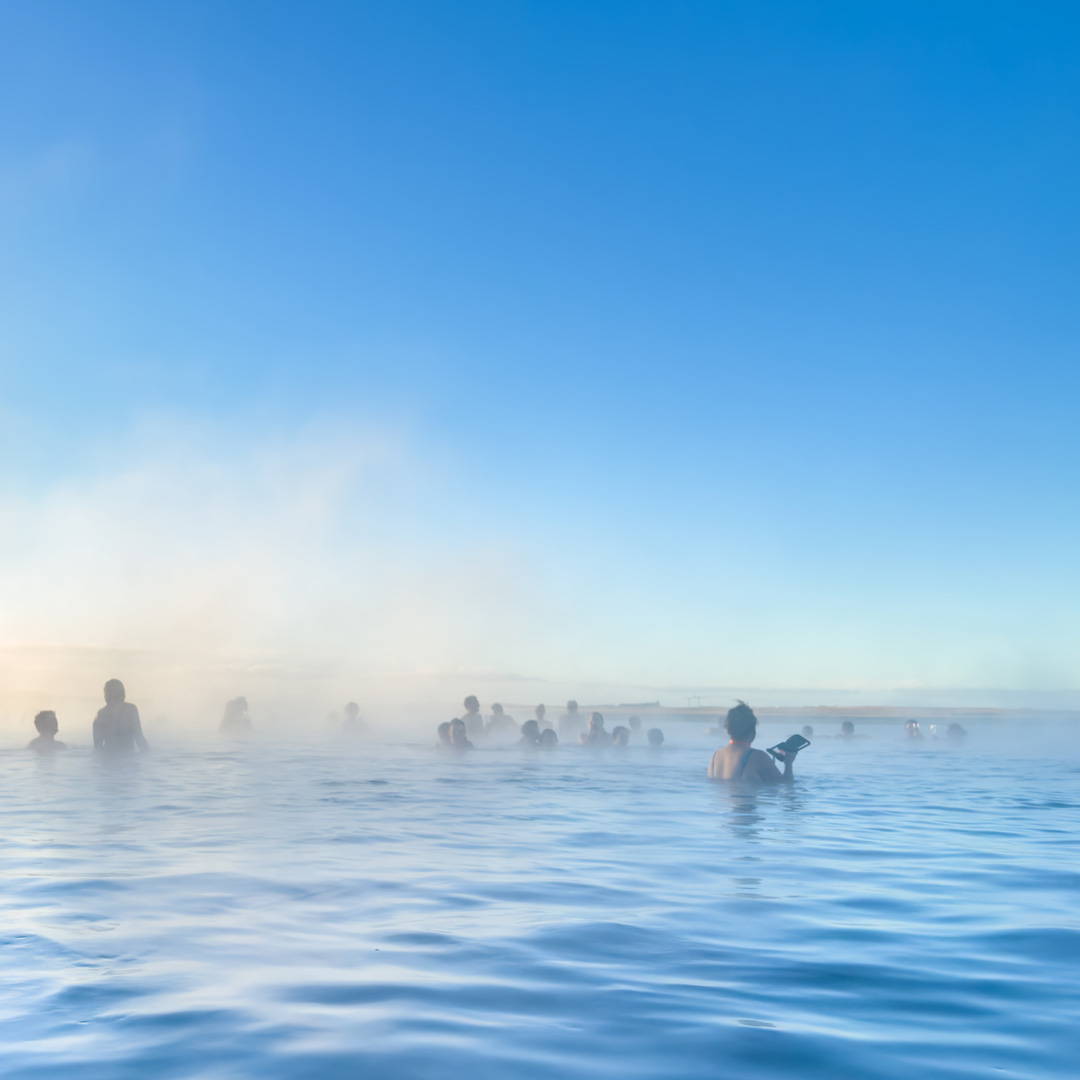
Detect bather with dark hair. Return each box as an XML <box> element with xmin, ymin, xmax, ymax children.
<box><xmin>93</xmin><ymin>679</ymin><xmax>149</xmax><ymax>755</ymax></box>
<box><xmin>462</xmin><ymin>696</ymin><xmax>484</xmax><ymax>738</ymax></box>
<box><xmin>708</xmin><ymin>702</ymin><xmax>795</xmax><ymax>784</ymax></box>
<box><xmin>449</xmin><ymin>717</ymin><xmax>474</xmax><ymax>751</ymax></box>
<box><xmin>559</xmin><ymin>700</ymin><xmax>585</xmax><ymax>740</ymax></box>
<box><xmin>579</xmin><ymin>712</ymin><xmax>610</xmax><ymax>746</ymax></box>
<box><xmin>29</xmin><ymin>710</ymin><xmax>66</xmax><ymax>753</ymax></box>
<box><xmin>519</xmin><ymin>719</ymin><xmax>541</xmax><ymax>746</ymax></box>
<box><xmin>611</xmin><ymin>725</ymin><xmax>629</xmax><ymax>747</ymax></box>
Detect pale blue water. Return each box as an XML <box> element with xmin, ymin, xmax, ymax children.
<box><xmin>1</xmin><ymin>728</ymin><xmax>1078</xmax><ymax>1078</ymax></box>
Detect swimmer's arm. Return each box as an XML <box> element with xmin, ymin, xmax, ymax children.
<box><xmin>752</xmin><ymin>750</ymin><xmax>792</xmax><ymax>785</ymax></box>
<box><xmin>132</xmin><ymin>706</ymin><xmax>149</xmax><ymax>751</ymax></box>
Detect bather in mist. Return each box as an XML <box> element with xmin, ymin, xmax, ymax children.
<box><xmin>28</xmin><ymin>710</ymin><xmax>66</xmax><ymax>753</ymax></box>
<box><xmin>220</xmin><ymin>696</ymin><xmax>252</xmax><ymax>734</ymax></box>
<box><xmin>559</xmin><ymin>700</ymin><xmax>585</xmax><ymax>741</ymax></box>
<box><xmin>93</xmin><ymin>679</ymin><xmax>149</xmax><ymax>755</ymax></box>
<box><xmin>707</xmin><ymin>702</ymin><xmax>797</xmax><ymax>784</ymax></box>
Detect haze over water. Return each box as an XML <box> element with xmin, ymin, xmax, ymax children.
<box><xmin>2</xmin><ymin>724</ymin><xmax>1077</xmax><ymax>1079</ymax></box>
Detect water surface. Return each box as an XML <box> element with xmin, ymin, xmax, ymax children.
<box><xmin>1</xmin><ymin>727</ymin><xmax>1077</xmax><ymax>1078</ymax></box>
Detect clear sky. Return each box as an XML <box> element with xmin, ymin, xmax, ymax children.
<box><xmin>1</xmin><ymin>1</ymin><xmax>1077</xmax><ymax>717</ymax></box>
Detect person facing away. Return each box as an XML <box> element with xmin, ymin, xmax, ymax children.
<box><xmin>708</xmin><ymin>702</ymin><xmax>796</xmax><ymax>784</ymax></box>
<box><xmin>93</xmin><ymin>679</ymin><xmax>149</xmax><ymax>755</ymax></box>
<box><xmin>29</xmin><ymin>710</ymin><xmax>66</xmax><ymax>753</ymax></box>
<box><xmin>538</xmin><ymin>728</ymin><xmax>558</xmax><ymax>749</ymax></box>
<box><xmin>486</xmin><ymin>703</ymin><xmax>518</xmax><ymax>736</ymax></box>
<box><xmin>220</xmin><ymin>696</ymin><xmax>251</xmax><ymax>733</ymax></box>
<box><xmin>611</xmin><ymin>725</ymin><xmax>630</xmax><ymax>747</ymax></box>
<box><xmin>580</xmin><ymin>711</ymin><xmax>610</xmax><ymax>746</ymax></box>
<box><xmin>802</xmin><ymin>724</ymin><xmax>815</xmax><ymax>739</ymax></box>
<box><xmin>449</xmin><ymin>717</ymin><xmax>473</xmax><ymax>751</ymax></box>
<box><xmin>437</xmin><ymin>721</ymin><xmax>452</xmax><ymax>749</ymax></box>
<box><xmin>839</xmin><ymin>720</ymin><xmax>855</xmax><ymax>739</ymax></box>
<box><xmin>535</xmin><ymin>703</ymin><xmax>553</xmax><ymax>732</ymax></box>
<box><xmin>462</xmin><ymin>696</ymin><xmax>484</xmax><ymax>738</ymax></box>
<box><xmin>519</xmin><ymin>719</ymin><xmax>541</xmax><ymax>746</ymax></box>
<box><xmin>342</xmin><ymin>701</ymin><xmax>368</xmax><ymax>734</ymax></box>
<box><xmin>628</xmin><ymin>715</ymin><xmax>642</xmax><ymax>737</ymax></box>
<box><xmin>559</xmin><ymin>699</ymin><xmax>585</xmax><ymax>740</ymax></box>
<box><xmin>647</xmin><ymin>727</ymin><xmax>664</xmax><ymax>747</ymax></box>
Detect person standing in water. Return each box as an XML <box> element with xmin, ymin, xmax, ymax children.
<box><xmin>559</xmin><ymin>700</ymin><xmax>585</xmax><ymax>741</ymax></box>
<box><xmin>534</xmin><ymin>704</ymin><xmax>553</xmax><ymax>732</ymax></box>
<box><xmin>708</xmin><ymin>702</ymin><xmax>795</xmax><ymax>784</ymax></box>
<box><xmin>28</xmin><ymin>710</ymin><xmax>66</xmax><ymax>753</ymax></box>
<box><xmin>462</xmin><ymin>696</ymin><xmax>484</xmax><ymax>739</ymax></box>
<box><xmin>93</xmin><ymin>679</ymin><xmax>149</xmax><ymax>755</ymax></box>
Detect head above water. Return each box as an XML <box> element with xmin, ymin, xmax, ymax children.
<box><xmin>628</xmin><ymin>715</ymin><xmax>642</xmax><ymax>731</ymax></box>
<box><xmin>463</xmin><ymin>695</ymin><xmax>480</xmax><ymax>715</ymax></box>
<box><xmin>647</xmin><ymin>728</ymin><xmax>664</xmax><ymax>746</ymax></box>
<box><xmin>437</xmin><ymin>721</ymin><xmax>452</xmax><ymax>746</ymax></box>
<box><xmin>802</xmin><ymin>725</ymin><xmax>814</xmax><ymax>738</ymax></box>
<box><xmin>841</xmin><ymin>721</ymin><xmax>855</xmax><ymax>735</ymax></box>
<box><xmin>539</xmin><ymin>728</ymin><xmax>558</xmax><ymax>747</ymax></box>
<box><xmin>449</xmin><ymin>717</ymin><xmax>470</xmax><ymax>745</ymax></box>
<box><xmin>725</xmin><ymin>701</ymin><xmax>757</xmax><ymax>742</ymax></box>
<box><xmin>566</xmin><ymin>700</ymin><xmax>578</xmax><ymax>714</ymax></box>
<box><xmin>612</xmin><ymin>725</ymin><xmax>629</xmax><ymax>746</ymax></box>
<box><xmin>535</xmin><ymin>704</ymin><xmax>546</xmax><ymax>720</ymax></box>
<box><xmin>104</xmin><ymin>679</ymin><xmax>126</xmax><ymax>705</ymax></box>
<box><xmin>344</xmin><ymin>701</ymin><xmax>360</xmax><ymax>719</ymax></box>
<box><xmin>588</xmin><ymin>712</ymin><xmax>605</xmax><ymax>733</ymax></box>
<box><xmin>521</xmin><ymin>719</ymin><xmax>540</xmax><ymax>741</ymax></box>
<box><xmin>491</xmin><ymin>703</ymin><xmax>504</xmax><ymax>716</ymax></box>
<box><xmin>34</xmin><ymin>710</ymin><xmax>59</xmax><ymax>735</ymax></box>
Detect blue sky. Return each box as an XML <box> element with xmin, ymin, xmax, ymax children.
<box><xmin>1</xmin><ymin>1</ymin><xmax>1077</xmax><ymax>712</ymax></box>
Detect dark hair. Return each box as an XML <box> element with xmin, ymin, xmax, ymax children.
<box><xmin>725</xmin><ymin>701</ymin><xmax>757</xmax><ymax>741</ymax></box>
<box><xmin>539</xmin><ymin>728</ymin><xmax>558</xmax><ymax>745</ymax></box>
<box><xmin>521</xmin><ymin>719</ymin><xmax>540</xmax><ymax>740</ymax></box>
<box><xmin>840</xmin><ymin>721</ymin><xmax>854</xmax><ymax>734</ymax></box>
<box><xmin>491</xmin><ymin>703</ymin><xmax>504</xmax><ymax>714</ymax></box>
<box><xmin>566</xmin><ymin>700</ymin><xmax>578</xmax><ymax>711</ymax></box>
<box><xmin>647</xmin><ymin>728</ymin><xmax>664</xmax><ymax>745</ymax></box>
<box><xmin>34</xmin><ymin>710</ymin><xmax>58</xmax><ymax>732</ymax></box>
<box><xmin>104</xmin><ymin>678</ymin><xmax>125</xmax><ymax>703</ymax></box>
<box><xmin>612</xmin><ymin>725</ymin><xmax>629</xmax><ymax>745</ymax></box>
<box><xmin>464</xmin><ymin>695</ymin><xmax>479</xmax><ymax>711</ymax></box>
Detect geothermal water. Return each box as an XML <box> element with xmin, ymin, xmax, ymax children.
<box><xmin>1</xmin><ymin>724</ymin><xmax>1077</xmax><ymax>1079</ymax></box>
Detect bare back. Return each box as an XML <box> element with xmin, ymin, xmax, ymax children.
<box><xmin>708</xmin><ymin>744</ymin><xmax>784</xmax><ymax>784</ymax></box>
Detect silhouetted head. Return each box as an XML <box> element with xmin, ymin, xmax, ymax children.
<box><xmin>802</xmin><ymin>725</ymin><xmax>814</xmax><ymax>738</ymax></box>
<box><xmin>588</xmin><ymin>712</ymin><xmax>605</xmax><ymax>733</ymax></box>
<box><xmin>34</xmin><ymin>710</ymin><xmax>59</xmax><ymax>736</ymax></box>
<box><xmin>535</xmin><ymin>704</ymin><xmax>546</xmax><ymax>720</ymax></box>
<box><xmin>647</xmin><ymin>728</ymin><xmax>664</xmax><ymax>746</ymax></box>
<box><xmin>491</xmin><ymin>703</ymin><xmax>504</xmax><ymax>716</ymax></box>
<box><xmin>566</xmin><ymin>699</ymin><xmax>578</xmax><ymax>714</ymax></box>
<box><xmin>725</xmin><ymin>701</ymin><xmax>757</xmax><ymax>742</ymax></box>
<box><xmin>612</xmin><ymin>725</ymin><xmax>629</xmax><ymax>746</ymax></box>
<box><xmin>539</xmin><ymin>728</ymin><xmax>558</xmax><ymax>747</ymax></box>
<box><xmin>344</xmin><ymin>702</ymin><xmax>360</xmax><ymax>720</ymax></box>
<box><xmin>437</xmin><ymin>721</ymin><xmax>452</xmax><ymax>747</ymax></box>
<box><xmin>521</xmin><ymin>719</ymin><xmax>540</xmax><ymax>743</ymax></box>
<box><xmin>449</xmin><ymin>717</ymin><xmax>470</xmax><ymax>746</ymax></box>
<box><xmin>104</xmin><ymin>679</ymin><xmax>125</xmax><ymax>705</ymax></box>
<box><xmin>628</xmin><ymin>715</ymin><xmax>642</xmax><ymax>731</ymax></box>
<box><xmin>840</xmin><ymin>721</ymin><xmax>854</xmax><ymax>736</ymax></box>
<box><xmin>463</xmin><ymin>695</ymin><xmax>480</xmax><ymax>715</ymax></box>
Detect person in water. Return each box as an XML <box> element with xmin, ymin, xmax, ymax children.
<box><xmin>802</xmin><ymin>724</ymin><xmax>814</xmax><ymax>739</ymax></box>
<box><xmin>559</xmin><ymin>700</ymin><xmax>585</xmax><ymax>740</ymax></box>
<box><xmin>905</xmin><ymin>720</ymin><xmax>922</xmax><ymax>739</ymax></box>
<box><xmin>220</xmin><ymin>696</ymin><xmax>251</xmax><ymax>733</ymax></box>
<box><xmin>93</xmin><ymin>679</ymin><xmax>149</xmax><ymax>755</ymax></box>
<box><xmin>487</xmin><ymin>703</ymin><xmax>518</xmax><ymax>736</ymax></box>
<box><xmin>611</xmin><ymin>725</ymin><xmax>629</xmax><ymax>747</ymax></box>
<box><xmin>449</xmin><ymin>717</ymin><xmax>473</xmax><ymax>750</ymax></box>
<box><xmin>535</xmin><ymin>704</ymin><xmax>553</xmax><ymax>732</ymax></box>
<box><xmin>647</xmin><ymin>728</ymin><xmax>664</xmax><ymax>747</ymax></box>
<box><xmin>342</xmin><ymin>701</ymin><xmax>368</xmax><ymax>734</ymax></box>
<box><xmin>462</xmin><ymin>696</ymin><xmax>484</xmax><ymax>738</ymax></box>
<box><xmin>437</xmin><ymin>721</ymin><xmax>452</xmax><ymax>749</ymax></box>
<box><xmin>29</xmin><ymin>710</ymin><xmax>66</xmax><ymax>753</ymax></box>
<box><xmin>839</xmin><ymin>720</ymin><xmax>856</xmax><ymax>739</ymax></box>
<box><xmin>628</xmin><ymin>715</ymin><xmax>642</xmax><ymax>738</ymax></box>
<box><xmin>519</xmin><ymin>719</ymin><xmax>541</xmax><ymax>746</ymax></box>
<box><xmin>580</xmin><ymin>712</ymin><xmax>610</xmax><ymax>746</ymax></box>
<box><xmin>708</xmin><ymin>702</ymin><xmax>796</xmax><ymax>784</ymax></box>
<box><xmin>538</xmin><ymin>728</ymin><xmax>558</xmax><ymax>749</ymax></box>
